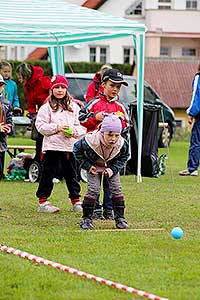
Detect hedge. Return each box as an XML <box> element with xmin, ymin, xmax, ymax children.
<box><xmin>9</xmin><ymin>60</ymin><xmax>133</xmax><ymax>110</ymax></box>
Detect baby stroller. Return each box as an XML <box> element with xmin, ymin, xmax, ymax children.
<box><xmin>25</xmin><ymin>112</ymin><xmax>43</xmax><ymax>183</ymax></box>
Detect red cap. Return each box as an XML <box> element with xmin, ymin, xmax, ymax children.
<box><xmin>51</xmin><ymin>75</ymin><xmax>68</xmax><ymax>90</ymax></box>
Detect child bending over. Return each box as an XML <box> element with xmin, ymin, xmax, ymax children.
<box><xmin>74</xmin><ymin>113</ymin><xmax>129</xmax><ymax>230</ymax></box>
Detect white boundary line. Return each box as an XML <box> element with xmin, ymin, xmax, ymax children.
<box><xmin>83</xmin><ymin>228</ymin><xmax>165</xmax><ymax>232</ymax></box>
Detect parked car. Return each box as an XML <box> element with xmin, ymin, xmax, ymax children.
<box><xmin>66</xmin><ymin>73</ymin><xmax>176</xmax><ymax>148</ymax></box>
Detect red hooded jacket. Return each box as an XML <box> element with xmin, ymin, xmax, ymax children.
<box><xmin>24</xmin><ymin>65</ymin><xmax>51</xmax><ymax>113</ymax></box>
<box><xmin>79</xmin><ymin>93</ymin><xmax>128</xmax><ymax>132</ymax></box>
<box><xmin>85</xmin><ymin>73</ymin><xmax>104</xmax><ymax>102</ymax></box>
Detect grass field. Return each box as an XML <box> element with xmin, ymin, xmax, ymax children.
<box><xmin>1</xmin><ymin>138</ymin><xmax>200</xmax><ymax>300</ymax></box>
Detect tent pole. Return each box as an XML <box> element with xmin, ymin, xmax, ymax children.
<box><xmin>135</xmin><ymin>33</ymin><xmax>145</xmax><ymax>183</ymax></box>
<box><xmin>48</xmin><ymin>46</ymin><xmax>65</xmax><ymax>75</ymax></box>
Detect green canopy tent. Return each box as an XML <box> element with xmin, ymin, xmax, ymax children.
<box><xmin>0</xmin><ymin>0</ymin><xmax>146</xmax><ymax>182</ymax></box>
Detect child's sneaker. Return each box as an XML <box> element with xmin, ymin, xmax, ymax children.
<box><xmin>103</xmin><ymin>209</ymin><xmax>114</xmax><ymax>220</ymax></box>
<box><xmin>92</xmin><ymin>208</ymin><xmax>104</xmax><ymax>220</ymax></box>
<box><xmin>80</xmin><ymin>218</ymin><xmax>94</xmax><ymax>230</ymax></box>
<box><xmin>115</xmin><ymin>218</ymin><xmax>129</xmax><ymax>229</ymax></box>
<box><xmin>72</xmin><ymin>201</ymin><xmax>82</xmax><ymax>212</ymax></box>
<box><xmin>38</xmin><ymin>201</ymin><xmax>60</xmax><ymax>213</ymax></box>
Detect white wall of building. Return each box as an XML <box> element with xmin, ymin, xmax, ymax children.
<box><xmin>145</xmin><ymin>10</ymin><xmax>200</xmax><ymax>33</ymax></box>
<box><xmin>2</xmin><ymin>0</ymin><xmax>200</xmax><ymax>62</ymax></box>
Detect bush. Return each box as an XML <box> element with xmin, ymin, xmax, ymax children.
<box><xmin>173</xmin><ymin>127</ymin><xmax>191</xmax><ymax>142</ymax></box>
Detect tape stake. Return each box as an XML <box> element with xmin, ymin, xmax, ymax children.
<box><xmin>0</xmin><ymin>244</ymin><xmax>169</xmax><ymax>300</ymax></box>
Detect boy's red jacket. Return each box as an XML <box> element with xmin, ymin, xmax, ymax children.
<box><xmin>79</xmin><ymin>94</ymin><xmax>128</xmax><ymax>132</ymax></box>
<box><xmin>23</xmin><ymin>65</ymin><xmax>51</xmax><ymax>113</ymax></box>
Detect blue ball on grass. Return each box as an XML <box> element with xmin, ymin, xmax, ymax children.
<box><xmin>171</xmin><ymin>227</ymin><xmax>184</xmax><ymax>239</ymax></box>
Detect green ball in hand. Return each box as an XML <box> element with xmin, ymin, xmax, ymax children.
<box><xmin>64</xmin><ymin>128</ymin><xmax>73</xmax><ymax>137</ymax></box>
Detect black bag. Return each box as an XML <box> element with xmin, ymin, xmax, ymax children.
<box><xmin>129</xmin><ymin>102</ymin><xmax>160</xmax><ymax>177</ymax></box>
<box><xmin>31</xmin><ymin>118</ymin><xmax>43</xmax><ymax>141</ymax></box>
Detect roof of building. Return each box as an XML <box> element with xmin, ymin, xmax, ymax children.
<box><xmin>26</xmin><ymin>48</ymin><xmax>48</xmax><ymax>60</ymax></box>
<box><xmin>82</xmin><ymin>0</ymin><xmax>107</xmax><ymax>9</ymax></box>
<box><xmin>144</xmin><ymin>59</ymin><xmax>198</xmax><ymax>109</ymax></box>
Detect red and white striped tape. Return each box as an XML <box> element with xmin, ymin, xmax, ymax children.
<box><xmin>0</xmin><ymin>244</ymin><xmax>169</xmax><ymax>300</ymax></box>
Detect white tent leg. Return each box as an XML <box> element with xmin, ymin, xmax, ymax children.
<box><xmin>48</xmin><ymin>46</ymin><xmax>65</xmax><ymax>75</ymax></box>
<box><xmin>135</xmin><ymin>33</ymin><xmax>145</xmax><ymax>183</ymax></box>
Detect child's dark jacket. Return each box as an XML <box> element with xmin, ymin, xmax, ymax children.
<box><xmin>0</xmin><ymin>95</ymin><xmax>13</xmax><ymax>152</ymax></box>
<box><xmin>73</xmin><ymin>130</ymin><xmax>130</xmax><ymax>176</ymax></box>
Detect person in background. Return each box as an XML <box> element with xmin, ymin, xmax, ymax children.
<box><xmin>0</xmin><ymin>75</ymin><xmax>13</xmax><ymax>180</ymax></box>
<box><xmin>79</xmin><ymin>68</ymin><xmax>129</xmax><ymax>220</ymax></box>
<box><xmin>16</xmin><ymin>63</ymin><xmax>51</xmax><ymax>115</ymax></box>
<box><xmin>74</xmin><ymin>113</ymin><xmax>129</xmax><ymax>230</ymax></box>
<box><xmin>16</xmin><ymin>63</ymin><xmax>51</xmax><ymax>163</ymax></box>
<box><xmin>35</xmin><ymin>75</ymin><xmax>86</xmax><ymax>213</ymax></box>
<box><xmin>179</xmin><ymin>63</ymin><xmax>200</xmax><ymax>176</ymax></box>
<box><xmin>0</xmin><ymin>61</ymin><xmax>22</xmax><ymax>115</ymax></box>
<box><xmin>85</xmin><ymin>64</ymin><xmax>112</xmax><ymax>102</ymax></box>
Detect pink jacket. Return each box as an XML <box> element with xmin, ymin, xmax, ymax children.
<box><xmin>35</xmin><ymin>101</ymin><xmax>86</xmax><ymax>152</ymax></box>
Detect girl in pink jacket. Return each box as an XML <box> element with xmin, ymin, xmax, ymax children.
<box><xmin>35</xmin><ymin>75</ymin><xmax>86</xmax><ymax>213</ymax></box>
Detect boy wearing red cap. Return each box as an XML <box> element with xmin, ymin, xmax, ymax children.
<box><xmin>35</xmin><ymin>75</ymin><xmax>86</xmax><ymax>213</ymax></box>
<box><xmin>74</xmin><ymin>113</ymin><xmax>129</xmax><ymax>230</ymax></box>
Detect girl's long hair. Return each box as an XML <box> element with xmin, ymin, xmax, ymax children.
<box><xmin>48</xmin><ymin>91</ymin><xmax>73</xmax><ymax>112</ymax></box>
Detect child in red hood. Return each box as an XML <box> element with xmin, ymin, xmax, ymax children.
<box><xmin>16</xmin><ymin>63</ymin><xmax>51</xmax><ymax>115</ymax></box>
<box><xmin>16</xmin><ymin>63</ymin><xmax>51</xmax><ymax>163</ymax></box>
<box><xmin>85</xmin><ymin>64</ymin><xmax>112</xmax><ymax>102</ymax></box>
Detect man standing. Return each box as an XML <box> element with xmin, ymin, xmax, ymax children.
<box><xmin>179</xmin><ymin>63</ymin><xmax>200</xmax><ymax>176</ymax></box>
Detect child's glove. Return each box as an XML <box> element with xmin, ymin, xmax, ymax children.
<box><xmin>0</xmin><ymin>123</ymin><xmax>11</xmax><ymax>134</ymax></box>
<box><xmin>103</xmin><ymin>168</ymin><xmax>113</xmax><ymax>178</ymax></box>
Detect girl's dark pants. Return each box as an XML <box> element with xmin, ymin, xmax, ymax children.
<box><xmin>36</xmin><ymin>150</ymin><xmax>80</xmax><ymax>200</ymax></box>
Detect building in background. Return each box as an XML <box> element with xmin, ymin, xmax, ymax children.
<box><xmin>1</xmin><ymin>0</ymin><xmax>200</xmax><ymax>126</ymax></box>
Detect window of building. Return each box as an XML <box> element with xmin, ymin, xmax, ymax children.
<box><xmin>125</xmin><ymin>1</ymin><xmax>142</xmax><ymax>16</ymax></box>
<box><xmin>89</xmin><ymin>46</ymin><xmax>108</xmax><ymax>63</ymax></box>
<box><xmin>182</xmin><ymin>48</ymin><xmax>196</xmax><ymax>56</ymax></box>
<box><xmin>186</xmin><ymin>0</ymin><xmax>197</xmax><ymax>9</ymax></box>
<box><xmin>100</xmin><ymin>47</ymin><xmax>107</xmax><ymax>63</ymax></box>
<box><xmin>89</xmin><ymin>47</ymin><xmax>96</xmax><ymax>62</ymax></box>
<box><xmin>123</xmin><ymin>47</ymin><xmax>135</xmax><ymax>64</ymax></box>
<box><xmin>20</xmin><ymin>47</ymin><xmax>25</xmax><ymax>60</ymax></box>
<box><xmin>175</xmin><ymin>118</ymin><xmax>186</xmax><ymax>128</ymax></box>
<box><xmin>160</xmin><ymin>47</ymin><xmax>170</xmax><ymax>56</ymax></box>
<box><xmin>158</xmin><ymin>0</ymin><xmax>171</xmax><ymax>9</ymax></box>
<box><xmin>0</xmin><ymin>46</ymin><xmax>7</xmax><ymax>59</ymax></box>
<box><xmin>123</xmin><ymin>48</ymin><xmax>130</xmax><ymax>64</ymax></box>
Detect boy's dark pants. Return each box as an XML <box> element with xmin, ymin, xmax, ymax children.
<box><xmin>82</xmin><ymin>172</ymin><xmax>125</xmax><ymax>221</ymax></box>
<box><xmin>36</xmin><ymin>151</ymin><xmax>80</xmax><ymax>200</ymax></box>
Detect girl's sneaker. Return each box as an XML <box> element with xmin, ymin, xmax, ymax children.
<box><xmin>38</xmin><ymin>201</ymin><xmax>60</xmax><ymax>213</ymax></box>
<box><xmin>72</xmin><ymin>201</ymin><xmax>83</xmax><ymax>212</ymax></box>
